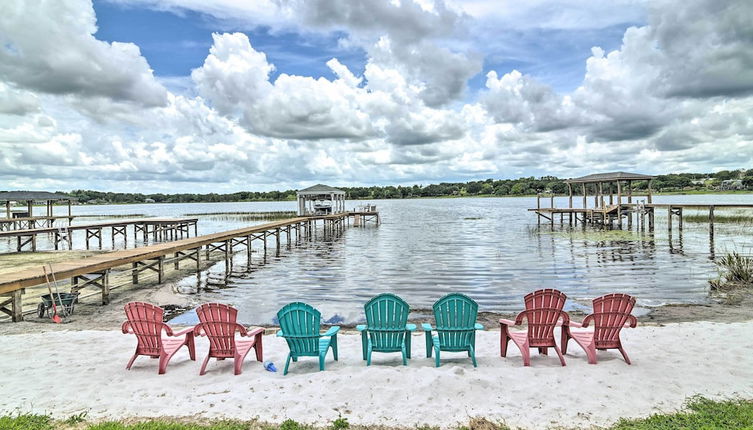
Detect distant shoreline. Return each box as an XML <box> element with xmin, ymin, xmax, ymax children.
<box><xmin>23</xmin><ymin>190</ymin><xmax>753</xmax><ymax>207</ymax></box>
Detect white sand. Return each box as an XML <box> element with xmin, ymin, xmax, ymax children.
<box><xmin>2</xmin><ymin>321</ymin><xmax>752</xmax><ymax>429</ymax></box>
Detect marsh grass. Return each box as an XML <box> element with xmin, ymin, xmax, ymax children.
<box><xmin>184</xmin><ymin>211</ymin><xmax>296</xmax><ymax>222</ymax></box>
<box><xmin>551</xmin><ymin>229</ymin><xmax>641</xmax><ymax>242</ymax></box>
<box><xmin>710</xmin><ymin>251</ymin><xmax>753</xmax><ymax>295</ymax></box>
<box><xmin>684</xmin><ymin>209</ymin><xmax>753</xmax><ymax>225</ymax></box>
<box><xmin>76</xmin><ymin>214</ymin><xmax>146</xmax><ymax>218</ymax></box>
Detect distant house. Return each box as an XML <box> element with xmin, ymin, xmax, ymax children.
<box><xmin>144</xmin><ymin>198</ymin><xmax>155</xmax><ymax>203</ymax></box>
<box><xmin>691</xmin><ymin>179</ymin><xmax>708</xmax><ymax>185</ymax></box>
<box><xmin>720</xmin><ymin>179</ymin><xmax>744</xmax><ymax>190</ymax></box>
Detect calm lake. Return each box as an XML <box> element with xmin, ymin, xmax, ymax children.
<box><xmin>3</xmin><ymin>194</ymin><xmax>752</xmax><ymax>324</ymax></box>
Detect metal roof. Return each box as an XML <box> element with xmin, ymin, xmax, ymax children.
<box><xmin>565</xmin><ymin>172</ymin><xmax>655</xmax><ymax>184</ymax></box>
<box><xmin>296</xmin><ymin>184</ymin><xmax>345</xmax><ymax>195</ymax></box>
<box><xmin>0</xmin><ymin>191</ymin><xmax>76</xmax><ymax>201</ymax></box>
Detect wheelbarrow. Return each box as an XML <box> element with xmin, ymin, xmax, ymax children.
<box><xmin>37</xmin><ymin>292</ymin><xmax>79</xmax><ymax>319</ymax></box>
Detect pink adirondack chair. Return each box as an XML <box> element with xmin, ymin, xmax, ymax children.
<box><xmin>193</xmin><ymin>303</ymin><xmax>264</xmax><ymax>375</ymax></box>
<box><xmin>562</xmin><ymin>293</ymin><xmax>637</xmax><ymax>364</ymax></box>
<box><xmin>500</xmin><ymin>289</ymin><xmax>569</xmax><ymax>366</ymax></box>
<box><xmin>121</xmin><ymin>302</ymin><xmax>196</xmax><ymax>374</ymax></box>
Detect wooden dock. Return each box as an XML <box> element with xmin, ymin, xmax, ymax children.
<box><xmin>0</xmin><ymin>211</ymin><xmax>379</xmax><ymax>322</ymax></box>
<box><xmin>0</xmin><ymin>218</ymin><xmax>198</xmax><ymax>252</ymax></box>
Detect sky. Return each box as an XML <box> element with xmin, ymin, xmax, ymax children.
<box><xmin>0</xmin><ymin>0</ymin><xmax>752</xmax><ymax>193</ymax></box>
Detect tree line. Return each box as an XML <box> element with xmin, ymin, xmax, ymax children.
<box><xmin>63</xmin><ymin>169</ymin><xmax>753</xmax><ymax>204</ymax></box>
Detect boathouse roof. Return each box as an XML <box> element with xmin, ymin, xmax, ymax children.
<box><xmin>0</xmin><ymin>191</ymin><xmax>76</xmax><ymax>202</ymax></box>
<box><xmin>565</xmin><ymin>172</ymin><xmax>655</xmax><ymax>184</ymax></box>
<box><xmin>296</xmin><ymin>184</ymin><xmax>345</xmax><ymax>195</ymax></box>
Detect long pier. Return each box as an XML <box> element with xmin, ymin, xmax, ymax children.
<box><xmin>0</xmin><ymin>211</ymin><xmax>379</xmax><ymax>322</ymax></box>
<box><xmin>0</xmin><ymin>218</ymin><xmax>198</xmax><ymax>252</ymax></box>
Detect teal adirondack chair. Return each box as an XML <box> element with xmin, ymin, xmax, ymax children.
<box><xmin>356</xmin><ymin>293</ymin><xmax>416</xmax><ymax>366</ymax></box>
<box><xmin>276</xmin><ymin>302</ymin><xmax>340</xmax><ymax>375</ymax></box>
<box><xmin>422</xmin><ymin>293</ymin><xmax>483</xmax><ymax>367</ymax></box>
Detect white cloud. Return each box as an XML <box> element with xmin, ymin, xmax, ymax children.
<box><xmin>0</xmin><ymin>0</ymin><xmax>167</xmax><ymax>107</ymax></box>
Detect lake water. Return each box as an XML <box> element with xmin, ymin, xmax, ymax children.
<box><xmin>3</xmin><ymin>195</ymin><xmax>752</xmax><ymax>324</ymax></box>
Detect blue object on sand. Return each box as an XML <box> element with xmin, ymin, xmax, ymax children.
<box><xmin>264</xmin><ymin>361</ymin><xmax>277</xmax><ymax>372</ymax></box>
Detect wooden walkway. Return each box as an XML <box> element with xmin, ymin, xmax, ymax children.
<box><xmin>0</xmin><ymin>211</ymin><xmax>379</xmax><ymax>322</ymax></box>
<box><xmin>0</xmin><ymin>218</ymin><xmax>198</xmax><ymax>252</ymax></box>
<box><xmin>0</xmin><ymin>215</ymin><xmax>75</xmax><ymax>231</ymax></box>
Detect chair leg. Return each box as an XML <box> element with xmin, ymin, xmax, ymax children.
<box><xmin>553</xmin><ymin>345</ymin><xmax>566</xmax><ymax>366</ymax></box>
<box><xmin>434</xmin><ymin>347</ymin><xmax>440</xmax><ymax>368</ymax></box>
<box><xmin>254</xmin><ymin>333</ymin><xmax>264</xmax><ymax>362</ymax></box>
<box><xmin>283</xmin><ymin>353</ymin><xmax>292</xmax><ymax>376</ymax></box>
<box><xmin>158</xmin><ymin>353</ymin><xmax>170</xmax><ymax>375</ymax></box>
<box><xmin>539</xmin><ymin>347</ymin><xmax>548</xmax><ymax>355</ymax></box>
<box><xmin>469</xmin><ymin>345</ymin><xmax>477</xmax><ymax>368</ymax></box>
<box><xmin>186</xmin><ymin>334</ymin><xmax>196</xmax><ymax>361</ymax></box>
<box><xmin>199</xmin><ymin>354</ymin><xmax>211</xmax><ymax>375</ymax></box>
<box><xmin>561</xmin><ymin>327</ymin><xmax>571</xmax><ymax>355</ymax></box>
<box><xmin>234</xmin><ymin>357</ymin><xmax>243</xmax><ymax>375</ymax></box>
<box><xmin>319</xmin><ymin>352</ymin><xmax>326</xmax><ymax>371</ymax></box>
<box><xmin>401</xmin><ymin>345</ymin><xmax>407</xmax><ymax>366</ymax></box>
<box><xmin>405</xmin><ymin>331</ymin><xmax>412</xmax><ymax>359</ymax></box>
<box><xmin>425</xmin><ymin>331</ymin><xmax>432</xmax><ymax>358</ymax></box>
<box><xmin>500</xmin><ymin>330</ymin><xmax>510</xmax><ymax>357</ymax></box>
<box><xmin>366</xmin><ymin>343</ymin><xmax>373</xmax><ymax>366</ymax></box>
<box><xmin>331</xmin><ymin>334</ymin><xmax>338</xmax><ymax>361</ymax></box>
<box><xmin>360</xmin><ymin>331</ymin><xmax>368</xmax><ymax>361</ymax></box>
<box><xmin>521</xmin><ymin>347</ymin><xmax>531</xmax><ymax>367</ymax></box>
<box><xmin>618</xmin><ymin>346</ymin><xmax>631</xmax><ymax>365</ymax></box>
<box><xmin>126</xmin><ymin>353</ymin><xmax>138</xmax><ymax>370</ymax></box>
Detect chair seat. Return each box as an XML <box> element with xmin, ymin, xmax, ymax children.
<box><xmin>567</xmin><ymin>330</ymin><xmax>593</xmax><ymax>343</ymax></box>
<box><xmin>161</xmin><ymin>337</ymin><xmax>188</xmax><ymax>354</ymax></box>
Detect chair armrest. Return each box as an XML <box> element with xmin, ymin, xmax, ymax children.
<box><xmin>245</xmin><ymin>326</ymin><xmax>265</xmax><ymax>337</ymax></box>
<box><xmin>499</xmin><ymin>318</ymin><xmax>517</xmax><ymax>326</ymax></box>
<box><xmin>121</xmin><ymin>321</ymin><xmax>132</xmax><ymax>334</ymax></box>
<box><xmin>421</xmin><ymin>323</ymin><xmax>433</xmax><ymax>332</ymax></box>
<box><xmin>356</xmin><ymin>324</ymin><xmax>367</xmax><ymax>332</ymax></box>
<box><xmin>626</xmin><ymin>315</ymin><xmax>637</xmax><ymax>328</ymax></box>
<box><xmin>323</xmin><ymin>326</ymin><xmax>340</xmax><ymax>337</ymax></box>
<box><xmin>566</xmin><ymin>320</ymin><xmax>584</xmax><ymax>328</ymax></box>
<box><xmin>171</xmin><ymin>326</ymin><xmax>194</xmax><ymax>337</ymax></box>
<box><xmin>276</xmin><ymin>329</ymin><xmax>284</xmax><ymax>337</ymax></box>
<box><xmin>474</xmin><ymin>323</ymin><xmax>484</xmax><ymax>330</ymax></box>
<box><xmin>406</xmin><ymin>323</ymin><xmax>417</xmax><ymax>331</ymax></box>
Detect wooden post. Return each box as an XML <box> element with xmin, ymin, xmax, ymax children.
<box><xmin>550</xmin><ymin>194</ymin><xmax>554</xmax><ymax>208</ymax></box>
<box><xmin>27</xmin><ymin>200</ymin><xmax>32</xmax><ymax>218</ymax></box>
<box><xmin>67</xmin><ymin>199</ymin><xmax>72</xmax><ymax>220</ymax></box>
<box><xmin>598</xmin><ymin>183</ymin><xmax>604</xmax><ymax>208</ymax></box>
<box><xmin>5</xmin><ymin>201</ymin><xmax>9</xmax><ymax>219</ymax></box>
<box><xmin>678</xmin><ymin>207</ymin><xmax>683</xmax><ymax>231</ymax></box>
<box><xmin>102</xmin><ymin>271</ymin><xmax>110</xmax><ymax>305</ymax></box>
<box><xmin>0</xmin><ymin>290</ymin><xmax>24</xmax><ymax>322</ymax></box>
<box><xmin>582</xmin><ymin>184</ymin><xmax>587</xmax><ymax>210</ymax></box>
<box><xmin>246</xmin><ymin>235</ymin><xmax>252</xmax><ymax>263</ymax></box>
<box><xmin>132</xmin><ymin>262</ymin><xmax>139</xmax><ymax>284</ymax></box>
<box><xmin>617</xmin><ymin>180</ymin><xmax>622</xmax><ymax>228</ymax></box>
<box><xmin>668</xmin><ymin>206</ymin><xmax>673</xmax><ymax>233</ymax></box>
<box><xmin>567</xmin><ymin>183</ymin><xmax>573</xmax><ymax>225</ymax></box>
<box><xmin>275</xmin><ymin>228</ymin><xmax>281</xmax><ymax>257</ymax></box>
<box><xmin>157</xmin><ymin>256</ymin><xmax>164</xmax><ymax>283</ymax></box>
<box><xmin>263</xmin><ymin>231</ymin><xmax>268</xmax><ymax>259</ymax></box>
<box><xmin>648</xmin><ymin>207</ymin><xmax>655</xmax><ymax>231</ymax></box>
<box><xmin>709</xmin><ymin>205</ymin><xmax>715</xmax><ymax>241</ymax></box>
<box><xmin>647</xmin><ymin>179</ymin><xmax>653</xmax><ymax>204</ymax></box>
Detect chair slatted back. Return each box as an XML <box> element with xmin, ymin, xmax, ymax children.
<box><xmin>124</xmin><ymin>302</ymin><xmax>165</xmax><ymax>356</ymax></box>
<box><xmin>277</xmin><ymin>302</ymin><xmax>321</xmax><ymax>355</ymax></box>
<box><xmin>196</xmin><ymin>303</ymin><xmax>238</xmax><ymax>357</ymax></box>
<box><xmin>591</xmin><ymin>293</ymin><xmax>635</xmax><ymax>348</ymax></box>
<box><xmin>433</xmin><ymin>293</ymin><xmax>478</xmax><ymax>351</ymax></box>
<box><xmin>523</xmin><ymin>289</ymin><xmax>567</xmax><ymax>346</ymax></box>
<box><xmin>364</xmin><ymin>293</ymin><xmax>409</xmax><ymax>351</ymax></box>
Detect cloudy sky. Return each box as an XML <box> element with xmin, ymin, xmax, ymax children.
<box><xmin>1</xmin><ymin>0</ymin><xmax>752</xmax><ymax>193</ymax></box>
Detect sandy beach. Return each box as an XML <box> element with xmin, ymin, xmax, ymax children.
<box><xmin>1</xmin><ymin>321</ymin><xmax>752</xmax><ymax>429</ymax></box>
